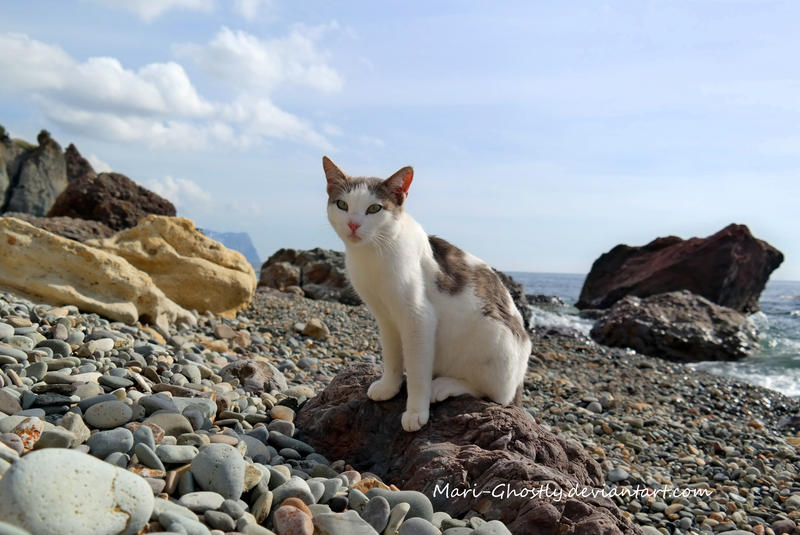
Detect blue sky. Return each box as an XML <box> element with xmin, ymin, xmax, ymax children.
<box><xmin>1</xmin><ymin>0</ymin><xmax>798</xmax><ymax>280</ymax></box>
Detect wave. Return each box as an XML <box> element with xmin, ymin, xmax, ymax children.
<box><xmin>527</xmin><ymin>305</ymin><xmax>593</xmax><ymax>336</ymax></box>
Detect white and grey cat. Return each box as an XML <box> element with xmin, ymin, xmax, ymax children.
<box><xmin>323</xmin><ymin>156</ymin><xmax>531</xmax><ymax>432</ymax></box>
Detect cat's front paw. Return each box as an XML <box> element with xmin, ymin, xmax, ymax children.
<box><xmin>367</xmin><ymin>378</ymin><xmax>401</xmax><ymax>401</ymax></box>
<box><xmin>401</xmin><ymin>409</ymin><xmax>429</xmax><ymax>432</ymax></box>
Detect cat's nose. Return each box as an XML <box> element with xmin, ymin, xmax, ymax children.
<box><xmin>348</xmin><ymin>221</ymin><xmax>361</xmax><ymax>233</ymax></box>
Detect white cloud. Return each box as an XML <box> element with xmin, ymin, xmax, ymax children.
<box><xmin>176</xmin><ymin>25</ymin><xmax>344</xmax><ymax>93</ymax></box>
<box><xmin>233</xmin><ymin>0</ymin><xmax>271</xmax><ymax>20</ymax></box>
<box><xmin>0</xmin><ymin>30</ymin><xmax>340</xmax><ymax>150</ymax></box>
<box><xmin>89</xmin><ymin>0</ymin><xmax>214</xmax><ymax>22</ymax></box>
<box><xmin>86</xmin><ymin>153</ymin><xmax>113</xmax><ymax>172</ymax></box>
<box><xmin>145</xmin><ymin>175</ymin><xmax>214</xmax><ymax>212</ymax></box>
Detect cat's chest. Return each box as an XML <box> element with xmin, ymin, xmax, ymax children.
<box><xmin>346</xmin><ymin>250</ymin><xmax>420</xmax><ymax>304</ymax></box>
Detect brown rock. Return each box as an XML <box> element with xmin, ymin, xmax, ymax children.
<box><xmin>3</xmin><ymin>212</ymin><xmax>114</xmax><ymax>242</ymax></box>
<box><xmin>577</xmin><ymin>223</ymin><xmax>783</xmax><ymax>313</ymax></box>
<box><xmin>296</xmin><ymin>364</ymin><xmax>640</xmax><ymax>535</ymax></box>
<box><xmin>219</xmin><ymin>359</ymin><xmax>287</xmax><ymax>394</ymax></box>
<box><xmin>64</xmin><ymin>143</ymin><xmax>96</xmax><ymax>182</ymax></box>
<box><xmin>47</xmin><ymin>171</ymin><xmax>176</xmax><ymax>231</ymax></box>
<box><xmin>590</xmin><ymin>290</ymin><xmax>760</xmax><ymax>362</ymax></box>
<box><xmin>258</xmin><ymin>261</ymin><xmax>300</xmax><ymax>290</ymax></box>
<box><xmin>273</xmin><ymin>505</ymin><xmax>313</xmax><ymax>535</ymax></box>
<box><xmin>301</xmin><ymin>318</ymin><xmax>330</xmax><ymax>340</ymax></box>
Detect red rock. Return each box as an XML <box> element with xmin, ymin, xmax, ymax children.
<box><xmin>296</xmin><ymin>364</ymin><xmax>641</xmax><ymax>535</ymax></box>
<box><xmin>577</xmin><ymin>223</ymin><xmax>783</xmax><ymax>313</ymax></box>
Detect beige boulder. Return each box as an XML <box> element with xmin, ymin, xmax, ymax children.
<box><xmin>0</xmin><ymin>217</ymin><xmax>195</xmax><ymax>330</ymax></box>
<box><xmin>88</xmin><ymin>215</ymin><xmax>256</xmax><ymax>317</ymax></box>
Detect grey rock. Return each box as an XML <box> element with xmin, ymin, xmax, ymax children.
<box><xmin>179</xmin><ymin>491</ymin><xmax>225</xmax><ymax>513</ymax></box>
<box><xmin>190</xmin><ymin>443</ymin><xmax>245</xmax><ymax>500</ymax></box>
<box><xmin>157</xmin><ymin>444</ymin><xmax>199</xmax><ymax>464</ymax></box>
<box><xmin>33</xmin><ymin>427</ymin><xmax>77</xmax><ymax>449</ymax></box>
<box><xmin>361</xmin><ymin>495</ymin><xmax>391</xmax><ymax>532</ymax></box>
<box><xmin>384</xmin><ymin>503</ymin><xmax>411</xmax><ymax>535</ymax></box>
<box><xmin>135</xmin><ymin>443</ymin><xmax>165</xmax><ymax>472</ymax></box>
<box><xmin>0</xmin><ymin>448</ymin><xmax>152</xmax><ymax>535</ymax></box>
<box><xmin>272</xmin><ymin>475</ymin><xmax>315</xmax><ymax>505</ymax></box>
<box><xmin>474</xmin><ymin>520</ymin><xmax>512</xmax><ymax>535</ymax></box>
<box><xmin>87</xmin><ymin>427</ymin><xmax>134</xmax><ymax>458</ymax></box>
<box><xmin>158</xmin><ymin>511</ymin><xmax>212</xmax><ymax>535</ymax></box>
<box><xmin>203</xmin><ymin>510</ymin><xmax>236</xmax><ymax>531</ymax></box>
<box><xmin>398</xmin><ymin>517</ymin><xmax>441</xmax><ymax>535</ymax></box>
<box><xmin>366</xmin><ymin>489</ymin><xmax>434</xmax><ymax>521</ymax></box>
<box><xmin>35</xmin><ymin>339</ymin><xmax>71</xmax><ymax>358</ymax></box>
<box><xmin>4</xmin><ymin>131</ymin><xmax>67</xmax><ymax>216</ymax></box>
<box><xmin>0</xmin><ymin>520</ymin><xmax>33</xmax><ymax>535</ymax></box>
<box><xmin>145</xmin><ymin>412</ymin><xmax>193</xmax><ymax>437</ymax></box>
<box><xmin>313</xmin><ymin>510</ymin><xmax>379</xmax><ymax>535</ymax></box>
<box><xmin>84</xmin><ymin>400</ymin><xmax>132</xmax><ymax>429</ymax></box>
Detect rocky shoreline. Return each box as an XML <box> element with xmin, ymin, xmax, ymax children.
<box><xmin>0</xmin><ymin>286</ymin><xmax>798</xmax><ymax>534</ymax></box>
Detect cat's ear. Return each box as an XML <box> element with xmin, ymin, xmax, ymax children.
<box><xmin>383</xmin><ymin>166</ymin><xmax>414</xmax><ymax>205</ymax></box>
<box><xmin>322</xmin><ymin>156</ymin><xmax>347</xmax><ymax>194</ymax></box>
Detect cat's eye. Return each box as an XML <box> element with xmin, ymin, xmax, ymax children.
<box><xmin>366</xmin><ymin>204</ymin><xmax>383</xmax><ymax>214</ymax></box>
<box><xmin>336</xmin><ymin>200</ymin><xmax>348</xmax><ymax>211</ymax></box>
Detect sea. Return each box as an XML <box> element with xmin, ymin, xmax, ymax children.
<box><xmin>508</xmin><ymin>272</ymin><xmax>800</xmax><ymax>398</ymax></box>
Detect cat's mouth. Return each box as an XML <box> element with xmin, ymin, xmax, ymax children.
<box><xmin>348</xmin><ymin>234</ymin><xmax>362</xmax><ymax>243</ymax></box>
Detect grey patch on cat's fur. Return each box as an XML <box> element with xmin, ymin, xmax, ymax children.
<box><xmin>428</xmin><ymin>235</ymin><xmax>527</xmax><ymax>340</ymax></box>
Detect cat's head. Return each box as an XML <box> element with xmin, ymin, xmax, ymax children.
<box><xmin>323</xmin><ymin>156</ymin><xmax>413</xmax><ymax>247</ymax></box>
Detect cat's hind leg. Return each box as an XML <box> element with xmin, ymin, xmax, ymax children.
<box><xmin>431</xmin><ymin>376</ymin><xmax>479</xmax><ymax>403</ymax></box>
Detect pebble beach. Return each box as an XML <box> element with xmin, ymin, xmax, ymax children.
<box><xmin>0</xmin><ymin>287</ymin><xmax>798</xmax><ymax>535</ymax></box>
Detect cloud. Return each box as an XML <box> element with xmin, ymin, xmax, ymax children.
<box><xmin>86</xmin><ymin>153</ymin><xmax>113</xmax><ymax>172</ymax></box>
<box><xmin>89</xmin><ymin>0</ymin><xmax>214</xmax><ymax>22</ymax></box>
<box><xmin>145</xmin><ymin>175</ymin><xmax>214</xmax><ymax>212</ymax></box>
<box><xmin>0</xmin><ymin>30</ymin><xmax>340</xmax><ymax>150</ymax></box>
<box><xmin>233</xmin><ymin>0</ymin><xmax>271</xmax><ymax>20</ymax></box>
<box><xmin>176</xmin><ymin>25</ymin><xmax>344</xmax><ymax>93</ymax></box>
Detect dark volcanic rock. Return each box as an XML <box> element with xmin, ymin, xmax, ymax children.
<box><xmin>2</xmin><ymin>212</ymin><xmax>114</xmax><ymax>242</ymax></box>
<box><xmin>259</xmin><ymin>248</ymin><xmax>359</xmax><ymax>305</ymax></box>
<box><xmin>577</xmin><ymin>224</ymin><xmax>783</xmax><ymax>313</ymax></box>
<box><xmin>590</xmin><ymin>290</ymin><xmax>759</xmax><ymax>362</ymax></box>
<box><xmin>47</xmin><ymin>171</ymin><xmax>176</xmax><ymax>231</ymax></box>
<box><xmin>3</xmin><ymin>130</ymin><xmax>68</xmax><ymax>216</ymax></box>
<box><xmin>64</xmin><ymin>143</ymin><xmax>96</xmax><ymax>182</ymax></box>
<box><xmin>296</xmin><ymin>364</ymin><xmax>640</xmax><ymax>535</ymax></box>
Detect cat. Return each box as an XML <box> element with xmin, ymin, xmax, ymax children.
<box><xmin>323</xmin><ymin>156</ymin><xmax>531</xmax><ymax>432</ymax></box>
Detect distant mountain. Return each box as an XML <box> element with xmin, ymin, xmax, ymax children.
<box><xmin>200</xmin><ymin>229</ymin><xmax>261</xmax><ymax>270</ymax></box>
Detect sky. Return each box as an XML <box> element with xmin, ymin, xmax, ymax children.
<box><xmin>1</xmin><ymin>0</ymin><xmax>798</xmax><ymax>280</ymax></box>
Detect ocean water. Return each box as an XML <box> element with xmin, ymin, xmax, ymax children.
<box><xmin>509</xmin><ymin>272</ymin><xmax>800</xmax><ymax>398</ymax></box>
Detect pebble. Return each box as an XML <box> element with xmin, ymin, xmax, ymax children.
<box><xmin>398</xmin><ymin>517</ymin><xmax>441</xmax><ymax>535</ymax></box>
<box><xmin>314</xmin><ymin>510</ymin><xmax>379</xmax><ymax>534</ymax></box>
<box><xmin>0</xmin><ymin>449</ymin><xmax>153</xmax><ymax>535</ymax></box>
<box><xmin>179</xmin><ymin>491</ymin><xmax>226</xmax><ymax>513</ymax></box>
<box><xmin>272</xmin><ymin>475</ymin><xmax>316</xmax><ymax>506</ymax></box>
<box><xmin>273</xmin><ymin>505</ymin><xmax>314</xmax><ymax>535</ymax></box>
<box><xmin>473</xmin><ymin>520</ymin><xmax>512</xmax><ymax>535</ymax></box>
<box><xmin>190</xmin><ymin>443</ymin><xmax>245</xmax><ymax>500</ymax></box>
<box><xmin>367</xmin><ymin>489</ymin><xmax>434</xmax><ymax>522</ymax></box>
<box><xmin>87</xmin><ymin>427</ymin><xmax>134</xmax><ymax>458</ymax></box>
<box><xmin>361</xmin><ymin>495</ymin><xmax>391</xmax><ymax>532</ymax></box>
<box><xmin>157</xmin><ymin>444</ymin><xmax>199</xmax><ymax>464</ymax></box>
<box><xmin>84</xmin><ymin>400</ymin><xmax>133</xmax><ymax>429</ymax></box>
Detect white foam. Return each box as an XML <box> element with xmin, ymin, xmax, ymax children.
<box><xmin>528</xmin><ymin>305</ymin><xmax>593</xmax><ymax>335</ymax></box>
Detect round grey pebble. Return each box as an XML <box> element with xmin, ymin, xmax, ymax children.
<box><xmin>366</xmin><ymin>488</ymin><xmax>434</xmax><ymax>521</ymax></box>
<box><xmin>360</xmin><ymin>495</ymin><xmax>391</xmax><ymax>532</ymax></box>
<box><xmin>474</xmin><ymin>520</ymin><xmax>513</xmax><ymax>535</ymax></box>
<box><xmin>157</xmin><ymin>444</ymin><xmax>199</xmax><ymax>464</ymax></box>
<box><xmin>134</xmin><ymin>443</ymin><xmax>165</xmax><ymax>472</ymax></box>
<box><xmin>84</xmin><ymin>400</ymin><xmax>133</xmax><ymax>429</ymax></box>
<box><xmin>399</xmin><ymin>517</ymin><xmax>441</xmax><ymax>535</ymax></box>
<box><xmin>98</xmin><ymin>376</ymin><xmax>133</xmax><ymax>390</ymax></box>
<box><xmin>35</xmin><ymin>339</ymin><xmax>71</xmax><ymax>358</ymax></box>
<box><xmin>87</xmin><ymin>427</ymin><xmax>134</xmax><ymax>458</ymax></box>
<box><xmin>272</xmin><ymin>475</ymin><xmax>315</xmax><ymax>505</ymax></box>
<box><xmin>189</xmin><ymin>443</ymin><xmax>245</xmax><ymax>500</ymax></box>
<box><xmin>0</xmin><ymin>323</ymin><xmax>14</xmax><ymax>340</ymax></box>
<box><xmin>204</xmin><ymin>510</ymin><xmax>236</xmax><ymax>531</ymax></box>
<box><xmin>607</xmin><ymin>467</ymin><xmax>629</xmax><ymax>482</ymax></box>
<box><xmin>179</xmin><ymin>491</ymin><xmax>225</xmax><ymax>513</ymax></box>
